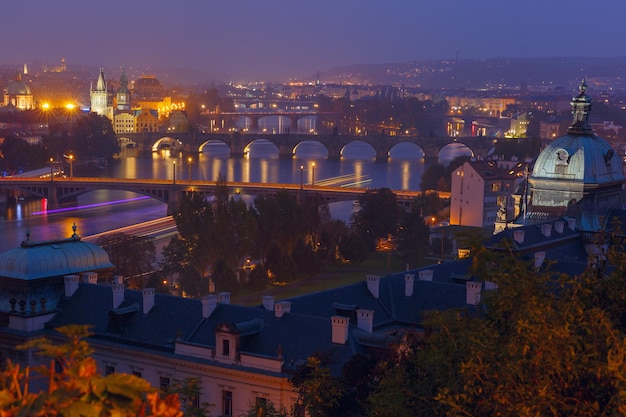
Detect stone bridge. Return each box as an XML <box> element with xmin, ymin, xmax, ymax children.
<box><xmin>0</xmin><ymin>177</ymin><xmax>429</xmax><ymax>215</ymax></box>
<box><xmin>118</xmin><ymin>132</ymin><xmax>502</xmax><ymax>160</ymax></box>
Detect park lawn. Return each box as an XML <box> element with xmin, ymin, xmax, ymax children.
<box><xmin>232</xmin><ymin>251</ymin><xmax>420</xmax><ymax>303</ymax></box>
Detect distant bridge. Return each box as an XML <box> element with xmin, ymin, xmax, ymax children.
<box><xmin>117</xmin><ymin>132</ymin><xmax>502</xmax><ymax>160</ymax></box>
<box><xmin>0</xmin><ymin>177</ymin><xmax>434</xmax><ymax>215</ymax></box>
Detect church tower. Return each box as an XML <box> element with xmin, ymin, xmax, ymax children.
<box><xmin>116</xmin><ymin>69</ymin><xmax>131</xmax><ymax>111</ymax></box>
<box><xmin>90</xmin><ymin>68</ymin><xmax>114</xmax><ymax>120</ymax></box>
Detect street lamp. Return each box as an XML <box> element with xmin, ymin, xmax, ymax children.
<box><xmin>300</xmin><ymin>165</ymin><xmax>304</xmax><ymax>190</ymax></box>
<box><xmin>49</xmin><ymin>157</ymin><xmax>54</xmax><ymax>182</ymax></box>
<box><xmin>312</xmin><ymin>162</ymin><xmax>316</xmax><ymax>186</ymax></box>
<box><xmin>68</xmin><ymin>154</ymin><xmax>74</xmax><ymax>178</ymax></box>
<box><xmin>187</xmin><ymin>156</ymin><xmax>193</xmax><ymax>180</ymax></box>
<box><xmin>173</xmin><ymin>161</ymin><xmax>176</xmax><ymax>185</ymax></box>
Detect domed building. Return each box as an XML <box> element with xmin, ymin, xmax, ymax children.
<box><xmin>3</xmin><ymin>71</ymin><xmax>34</xmax><ymax>110</ymax></box>
<box><xmin>520</xmin><ymin>81</ymin><xmax>625</xmax><ymax>233</ymax></box>
<box><xmin>131</xmin><ymin>75</ymin><xmax>172</xmax><ymax>118</ymax></box>
<box><xmin>0</xmin><ymin>225</ymin><xmax>114</xmax><ymax>327</ymax></box>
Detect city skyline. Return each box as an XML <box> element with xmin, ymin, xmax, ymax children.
<box><xmin>2</xmin><ymin>1</ymin><xmax>626</xmax><ymax>82</ymax></box>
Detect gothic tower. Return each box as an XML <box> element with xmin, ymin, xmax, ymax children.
<box><xmin>90</xmin><ymin>68</ymin><xmax>114</xmax><ymax>120</ymax></box>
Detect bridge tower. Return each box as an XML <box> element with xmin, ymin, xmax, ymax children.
<box><xmin>90</xmin><ymin>68</ymin><xmax>114</xmax><ymax>121</ymax></box>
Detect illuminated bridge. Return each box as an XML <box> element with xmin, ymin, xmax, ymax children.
<box><xmin>0</xmin><ymin>177</ymin><xmax>436</xmax><ymax>215</ymax></box>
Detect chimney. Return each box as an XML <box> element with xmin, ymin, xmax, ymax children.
<box><xmin>142</xmin><ymin>288</ymin><xmax>155</xmax><ymax>315</ymax></box>
<box><xmin>274</xmin><ymin>301</ymin><xmax>292</xmax><ymax>318</ymax></box>
<box><xmin>331</xmin><ymin>316</ymin><xmax>349</xmax><ymax>344</ymax></box>
<box><xmin>81</xmin><ymin>272</ymin><xmax>98</xmax><ymax>284</ymax></box>
<box><xmin>466</xmin><ymin>281</ymin><xmax>481</xmax><ymax>305</ymax></box>
<box><xmin>262</xmin><ymin>295</ymin><xmax>275</xmax><ymax>311</ymax></box>
<box><xmin>418</xmin><ymin>269</ymin><xmax>434</xmax><ymax>281</ymax></box>
<box><xmin>366</xmin><ymin>275</ymin><xmax>380</xmax><ymax>298</ymax></box>
<box><xmin>513</xmin><ymin>229</ymin><xmax>525</xmax><ymax>244</ymax></box>
<box><xmin>540</xmin><ymin>223</ymin><xmax>552</xmax><ymax>237</ymax></box>
<box><xmin>568</xmin><ymin>218</ymin><xmax>577</xmax><ymax>231</ymax></box>
<box><xmin>404</xmin><ymin>274</ymin><xmax>414</xmax><ymax>297</ymax></box>
<box><xmin>64</xmin><ymin>275</ymin><xmax>79</xmax><ymax>297</ymax></box>
<box><xmin>554</xmin><ymin>220</ymin><xmax>565</xmax><ymax>234</ymax></box>
<box><xmin>201</xmin><ymin>294</ymin><xmax>217</xmax><ymax>318</ymax></box>
<box><xmin>534</xmin><ymin>251</ymin><xmax>546</xmax><ymax>270</ymax></box>
<box><xmin>217</xmin><ymin>292</ymin><xmax>230</xmax><ymax>304</ymax></box>
<box><xmin>356</xmin><ymin>309</ymin><xmax>374</xmax><ymax>333</ymax></box>
<box><xmin>112</xmin><ymin>280</ymin><xmax>124</xmax><ymax>309</ymax></box>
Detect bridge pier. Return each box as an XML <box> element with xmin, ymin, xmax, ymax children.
<box><xmin>47</xmin><ymin>183</ymin><xmax>59</xmax><ymax>210</ymax></box>
<box><xmin>166</xmin><ymin>186</ymin><xmax>181</xmax><ymax>216</ymax></box>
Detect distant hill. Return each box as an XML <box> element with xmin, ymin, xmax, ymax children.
<box><xmin>319</xmin><ymin>57</ymin><xmax>626</xmax><ymax>91</ymax></box>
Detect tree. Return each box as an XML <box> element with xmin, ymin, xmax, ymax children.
<box><xmin>338</xmin><ymin>232</ymin><xmax>369</xmax><ymax>264</ymax></box>
<box><xmin>351</xmin><ymin>188</ymin><xmax>399</xmax><ymax>250</ymax></box>
<box><xmin>212</xmin><ymin>259</ymin><xmax>239</xmax><ymax>294</ymax></box>
<box><xmin>0</xmin><ymin>135</ymin><xmax>48</xmax><ymax>173</ymax></box>
<box><xmin>290</xmin><ymin>354</ymin><xmax>346</xmax><ymax>417</ymax></box>
<box><xmin>396</xmin><ymin>206</ymin><xmax>430</xmax><ymax>268</ymax></box>
<box><xmin>71</xmin><ymin>113</ymin><xmax>120</xmax><ymax>160</ymax></box>
<box><xmin>0</xmin><ymin>325</ymin><xmax>182</xmax><ymax>416</ymax></box>
<box><xmin>371</xmin><ymin>247</ymin><xmax>626</xmax><ymax>416</ymax></box>
<box><xmin>96</xmin><ymin>232</ymin><xmax>156</xmax><ymax>289</ymax></box>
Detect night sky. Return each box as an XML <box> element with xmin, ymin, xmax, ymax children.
<box><xmin>2</xmin><ymin>0</ymin><xmax>625</xmax><ymax>82</ymax></box>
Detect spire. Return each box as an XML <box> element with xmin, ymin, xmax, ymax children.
<box><xmin>96</xmin><ymin>67</ymin><xmax>107</xmax><ymax>91</ymax></box>
<box><xmin>119</xmin><ymin>68</ymin><xmax>129</xmax><ymax>93</ymax></box>
<box><xmin>567</xmin><ymin>79</ymin><xmax>594</xmax><ymax>135</ymax></box>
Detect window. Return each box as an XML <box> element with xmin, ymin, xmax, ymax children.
<box><xmin>255</xmin><ymin>397</ymin><xmax>267</xmax><ymax>417</ymax></box>
<box><xmin>105</xmin><ymin>366</ymin><xmax>115</xmax><ymax>375</ymax></box>
<box><xmin>160</xmin><ymin>376</ymin><xmax>170</xmax><ymax>397</ymax></box>
<box><xmin>222</xmin><ymin>390</ymin><xmax>233</xmax><ymax>416</ymax></box>
<box><xmin>222</xmin><ymin>339</ymin><xmax>230</xmax><ymax>356</ymax></box>
<box><xmin>132</xmin><ymin>371</ymin><xmax>142</xmax><ymax>378</ymax></box>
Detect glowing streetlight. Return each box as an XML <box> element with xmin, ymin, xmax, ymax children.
<box><xmin>187</xmin><ymin>156</ymin><xmax>193</xmax><ymax>180</ymax></box>
<box><xmin>68</xmin><ymin>154</ymin><xmax>74</xmax><ymax>178</ymax></box>
<box><xmin>173</xmin><ymin>161</ymin><xmax>176</xmax><ymax>185</ymax></box>
<box><xmin>300</xmin><ymin>165</ymin><xmax>304</xmax><ymax>190</ymax></box>
<box><xmin>312</xmin><ymin>162</ymin><xmax>316</xmax><ymax>186</ymax></box>
<box><xmin>49</xmin><ymin>157</ymin><xmax>54</xmax><ymax>182</ymax></box>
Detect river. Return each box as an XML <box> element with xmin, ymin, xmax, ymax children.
<box><xmin>0</xmin><ymin>139</ymin><xmax>469</xmax><ymax>253</ymax></box>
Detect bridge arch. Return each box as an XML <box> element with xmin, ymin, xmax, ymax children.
<box><xmin>199</xmin><ymin>139</ymin><xmax>230</xmax><ymax>156</ymax></box>
<box><xmin>293</xmin><ymin>140</ymin><xmax>328</xmax><ymax>158</ymax></box>
<box><xmin>340</xmin><ymin>141</ymin><xmax>376</xmax><ymax>159</ymax></box>
<box><xmin>388</xmin><ymin>142</ymin><xmax>425</xmax><ymax>159</ymax></box>
<box><xmin>438</xmin><ymin>142</ymin><xmax>475</xmax><ymax>163</ymax></box>
<box><xmin>118</xmin><ymin>137</ymin><xmax>137</xmax><ymax>148</ymax></box>
<box><xmin>151</xmin><ymin>136</ymin><xmax>184</xmax><ymax>152</ymax></box>
<box><xmin>244</xmin><ymin>138</ymin><xmax>279</xmax><ymax>158</ymax></box>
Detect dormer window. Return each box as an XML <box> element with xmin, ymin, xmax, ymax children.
<box><xmin>222</xmin><ymin>339</ymin><xmax>230</xmax><ymax>356</ymax></box>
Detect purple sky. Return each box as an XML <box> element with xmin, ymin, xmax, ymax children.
<box><xmin>2</xmin><ymin>0</ymin><xmax>626</xmax><ymax>82</ymax></box>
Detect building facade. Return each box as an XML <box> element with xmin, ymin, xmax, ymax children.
<box><xmin>450</xmin><ymin>160</ymin><xmax>522</xmax><ymax>228</ymax></box>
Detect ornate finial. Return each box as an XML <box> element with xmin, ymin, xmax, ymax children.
<box><xmin>568</xmin><ymin>79</ymin><xmax>594</xmax><ymax>135</ymax></box>
<box><xmin>71</xmin><ymin>222</ymin><xmax>79</xmax><ymax>239</ymax></box>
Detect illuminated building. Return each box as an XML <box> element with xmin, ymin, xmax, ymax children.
<box><xmin>90</xmin><ymin>68</ymin><xmax>114</xmax><ymax>120</ymax></box>
<box><xmin>3</xmin><ymin>72</ymin><xmax>34</xmax><ymax>110</ymax></box>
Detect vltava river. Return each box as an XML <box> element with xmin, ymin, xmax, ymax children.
<box><xmin>0</xmin><ymin>139</ymin><xmax>469</xmax><ymax>252</ymax></box>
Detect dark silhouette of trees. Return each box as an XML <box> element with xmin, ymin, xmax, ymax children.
<box><xmin>351</xmin><ymin>188</ymin><xmax>399</xmax><ymax>250</ymax></box>
<box><xmin>71</xmin><ymin>113</ymin><xmax>120</xmax><ymax>160</ymax></box>
<box><xmin>0</xmin><ymin>135</ymin><xmax>47</xmax><ymax>173</ymax></box>
<box><xmin>95</xmin><ymin>233</ymin><xmax>156</xmax><ymax>289</ymax></box>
